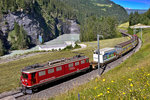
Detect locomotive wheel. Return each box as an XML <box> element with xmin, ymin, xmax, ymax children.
<box><xmin>22</xmin><ymin>86</ymin><xmax>27</xmax><ymax>95</ymax></box>
<box><xmin>32</xmin><ymin>88</ymin><xmax>38</xmax><ymax>93</ymax></box>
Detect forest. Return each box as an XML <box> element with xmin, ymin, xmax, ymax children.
<box><xmin>62</xmin><ymin>0</ymin><xmax>128</xmax><ymax>23</ymax></box>
<box><xmin>80</xmin><ymin>16</ymin><xmax>118</xmax><ymax>42</ymax></box>
<box><xmin>129</xmin><ymin>9</ymin><xmax>150</xmax><ymax>26</ymax></box>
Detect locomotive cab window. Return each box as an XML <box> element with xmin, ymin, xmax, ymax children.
<box><xmin>22</xmin><ymin>73</ymin><xmax>28</xmax><ymax>79</ymax></box>
<box><xmin>56</xmin><ymin>66</ymin><xmax>62</xmax><ymax>71</ymax></box>
<box><xmin>48</xmin><ymin>68</ymin><xmax>54</xmax><ymax>74</ymax></box>
<box><xmin>81</xmin><ymin>60</ymin><xmax>85</xmax><ymax>64</ymax></box>
<box><xmin>75</xmin><ymin>62</ymin><xmax>79</xmax><ymax>66</ymax></box>
<box><xmin>69</xmin><ymin>63</ymin><xmax>73</xmax><ymax>67</ymax></box>
<box><xmin>39</xmin><ymin>71</ymin><xmax>46</xmax><ymax>76</ymax></box>
<box><xmin>86</xmin><ymin>59</ymin><xmax>89</xmax><ymax>63</ymax></box>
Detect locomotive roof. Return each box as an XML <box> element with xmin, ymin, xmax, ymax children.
<box><xmin>22</xmin><ymin>55</ymin><xmax>88</xmax><ymax>73</ymax></box>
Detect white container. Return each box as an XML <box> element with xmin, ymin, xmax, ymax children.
<box><xmin>93</xmin><ymin>48</ymin><xmax>117</xmax><ymax>64</ymax></box>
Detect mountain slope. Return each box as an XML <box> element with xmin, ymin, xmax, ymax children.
<box><xmin>62</xmin><ymin>0</ymin><xmax>128</xmax><ymax>23</ymax></box>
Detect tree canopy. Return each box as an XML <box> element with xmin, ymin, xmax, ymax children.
<box><xmin>8</xmin><ymin>22</ymin><xmax>31</xmax><ymax>50</ymax></box>
<box><xmin>129</xmin><ymin>9</ymin><xmax>150</xmax><ymax>26</ymax></box>
<box><xmin>80</xmin><ymin>16</ymin><xmax>118</xmax><ymax>42</ymax></box>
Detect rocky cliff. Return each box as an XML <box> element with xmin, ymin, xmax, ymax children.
<box><xmin>1</xmin><ymin>11</ymin><xmax>51</xmax><ymax>44</ymax></box>
<box><xmin>1</xmin><ymin>11</ymin><xmax>72</xmax><ymax>45</ymax></box>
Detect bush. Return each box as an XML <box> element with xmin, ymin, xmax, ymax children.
<box><xmin>74</xmin><ymin>43</ymin><xmax>81</xmax><ymax>49</ymax></box>
<box><xmin>63</xmin><ymin>45</ymin><xmax>73</xmax><ymax>50</ymax></box>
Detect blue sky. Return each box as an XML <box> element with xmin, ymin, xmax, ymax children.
<box><xmin>111</xmin><ymin>0</ymin><xmax>150</xmax><ymax>9</ymax></box>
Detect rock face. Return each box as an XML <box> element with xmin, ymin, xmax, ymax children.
<box><xmin>69</xmin><ymin>20</ymin><xmax>80</xmax><ymax>34</ymax></box>
<box><xmin>59</xmin><ymin>20</ymin><xmax>80</xmax><ymax>34</ymax></box>
<box><xmin>1</xmin><ymin>11</ymin><xmax>52</xmax><ymax>44</ymax></box>
<box><xmin>0</xmin><ymin>12</ymin><xmax>79</xmax><ymax>45</ymax></box>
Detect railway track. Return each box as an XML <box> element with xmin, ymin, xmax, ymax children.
<box><xmin>0</xmin><ymin>37</ymin><xmax>141</xmax><ymax>100</ymax></box>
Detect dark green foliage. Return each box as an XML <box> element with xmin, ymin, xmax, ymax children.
<box><xmin>0</xmin><ymin>0</ymin><xmax>33</xmax><ymax>13</ymax></box>
<box><xmin>80</xmin><ymin>16</ymin><xmax>118</xmax><ymax>42</ymax></box>
<box><xmin>62</xmin><ymin>43</ymin><xmax>81</xmax><ymax>51</ymax></box>
<box><xmin>129</xmin><ymin>9</ymin><xmax>150</xmax><ymax>26</ymax></box>
<box><xmin>127</xmin><ymin>27</ymin><xmax>133</xmax><ymax>35</ymax></box>
<box><xmin>0</xmin><ymin>0</ymin><xmax>128</xmax><ymax>23</ymax></box>
<box><xmin>63</xmin><ymin>45</ymin><xmax>73</xmax><ymax>50</ymax></box>
<box><xmin>8</xmin><ymin>22</ymin><xmax>31</xmax><ymax>50</ymax></box>
<box><xmin>62</xmin><ymin>0</ymin><xmax>128</xmax><ymax>23</ymax></box>
<box><xmin>0</xmin><ymin>39</ymin><xmax>6</xmax><ymax>56</ymax></box>
<box><xmin>74</xmin><ymin>43</ymin><xmax>81</xmax><ymax>49</ymax></box>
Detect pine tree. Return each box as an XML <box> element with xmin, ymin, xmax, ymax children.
<box><xmin>17</xmin><ymin>25</ymin><xmax>30</xmax><ymax>49</ymax></box>
<box><xmin>0</xmin><ymin>39</ymin><xmax>5</xmax><ymax>56</ymax></box>
<box><xmin>9</xmin><ymin>23</ymin><xmax>31</xmax><ymax>50</ymax></box>
<box><xmin>14</xmin><ymin>21</ymin><xmax>20</xmax><ymax>36</ymax></box>
<box><xmin>4</xmin><ymin>0</ymin><xmax>8</xmax><ymax>13</ymax></box>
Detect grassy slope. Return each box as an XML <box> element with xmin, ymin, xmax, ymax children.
<box><xmin>0</xmin><ymin>37</ymin><xmax>128</xmax><ymax>93</ymax></box>
<box><xmin>52</xmin><ymin>29</ymin><xmax>150</xmax><ymax>99</ymax></box>
<box><xmin>118</xmin><ymin>22</ymin><xmax>129</xmax><ymax>30</ymax></box>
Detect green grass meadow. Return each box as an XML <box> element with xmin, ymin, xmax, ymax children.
<box><xmin>0</xmin><ymin>37</ymin><xmax>128</xmax><ymax>93</ymax></box>
<box><xmin>51</xmin><ymin>28</ymin><xmax>150</xmax><ymax>100</ymax></box>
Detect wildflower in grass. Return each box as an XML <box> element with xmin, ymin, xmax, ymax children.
<box><xmin>130</xmin><ymin>90</ymin><xmax>132</xmax><ymax>92</ymax></box>
<box><xmin>107</xmin><ymin>88</ymin><xmax>110</xmax><ymax>90</ymax></box>
<box><xmin>147</xmin><ymin>73</ymin><xmax>150</xmax><ymax>76</ymax></box>
<box><xmin>94</xmin><ymin>87</ymin><xmax>97</xmax><ymax>90</ymax></box>
<box><xmin>103</xmin><ymin>79</ymin><xmax>105</xmax><ymax>82</ymax></box>
<box><xmin>122</xmin><ymin>92</ymin><xmax>126</xmax><ymax>95</ymax></box>
<box><xmin>95</xmin><ymin>78</ymin><xmax>98</xmax><ymax>82</ymax></box>
<box><xmin>83</xmin><ymin>96</ymin><xmax>85</xmax><ymax>99</ymax></box>
<box><xmin>128</xmin><ymin>78</ymin><xmax>132</xmax><ymax>81</ymax></box>
<box><xmin>111</xmin><ymin>80</ymin><xmax>114</xmax><ymax>83</ymax></box>
<box><xmin>130</xmin><ymin>83</ymin><xmax>133</xmax><ymax>87</ymax></box>
<box><xmin>97</xmin><ymin>93</ymin><xmax>103</xmax><ymax>97</ymax></box>
<box><xmin>107</xmin><ymin>91</ymin><xmax>110</xmax><ymax>93</ymax></box>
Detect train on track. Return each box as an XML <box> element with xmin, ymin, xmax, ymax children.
<box><xmin>21</xmin><ymin>33</ymin><xmax>138</xmax><ymax>94</ymax></box>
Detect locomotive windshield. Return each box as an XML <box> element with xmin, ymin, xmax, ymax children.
<box><xmin>22</xmin><ymin>73</ymin><xmax>28</xmax><ymax>79</ymax></box>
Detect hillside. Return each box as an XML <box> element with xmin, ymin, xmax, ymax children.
<box><xmin>62</xmin><ymin>0</ymin><xmax>128</xmax><ymax>23</ymax></box>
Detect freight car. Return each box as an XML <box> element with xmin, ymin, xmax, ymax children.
<box><xmin>21</xmin><ymin>55</ymin><xmax>90</xmax><ymax>94</ymax></box>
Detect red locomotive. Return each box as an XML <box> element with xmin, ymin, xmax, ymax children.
<box><xmin>21</xmin><ymin>55</ymin><xmax>90</xmax><ymax>94</ymax></box>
